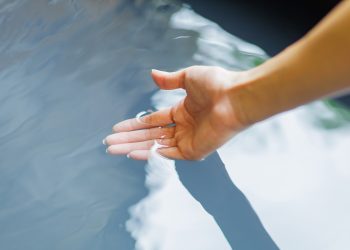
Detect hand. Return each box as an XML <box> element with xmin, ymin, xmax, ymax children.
<box><xmin>104</xmin><ymin>66</ymin><xmax>248</xmax><ymax>160</ymax></box>
<box><xmin>104</xmin><ymin>0</ymin><xmax>350</xmax><ymax>161</ymax></box>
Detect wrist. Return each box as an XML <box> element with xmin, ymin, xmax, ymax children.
<box><xmin>226</xmin><ymin>62</ymin><xmax>287</xmax><ymax>127</ymax></box>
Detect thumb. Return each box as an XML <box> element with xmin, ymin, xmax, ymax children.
<box><xmin>151</xmin><ymin>69</ymin><xmax>186</xmax><ymax>90</ymax></box>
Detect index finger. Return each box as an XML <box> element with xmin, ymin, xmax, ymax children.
<box><xmin>113</xmin><ymin>108</ymin><xmax>174</xmax><ymax>132</ymax></box>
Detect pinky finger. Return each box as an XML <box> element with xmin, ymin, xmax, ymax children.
<box><xmin>157</xmin><ymin>147</ymin><xmax>184</xmax><ymax>160</ymax></box>
<box><xmin>128</xmin><ymin>150</ymin><xmax>150</xmax><ymax>160</ymax></box>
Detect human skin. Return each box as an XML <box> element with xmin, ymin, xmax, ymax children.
<box><xmin>105</xmin><ymin>0</ymin><xmax>350</xmax><ymax>160</ymax></box>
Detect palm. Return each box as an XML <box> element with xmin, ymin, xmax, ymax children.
<box><xmin>173</xmin><ymin>89</ymin><xmax>238</xmax><ymax>160</ymax></box>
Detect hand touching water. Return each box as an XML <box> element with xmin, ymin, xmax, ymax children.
<box><xmin>104</xmin><ymin>66</ymin><xmax>247</xmax><ymax>160</ymax></box>
<box><xmin>104</xmin><ymin>1</ymin><xmax>350</xmax><ymax>160</ymax></box>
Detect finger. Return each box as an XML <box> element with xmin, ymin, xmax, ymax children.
<box><xmin>106</xmin><ymin>127</ymin><xmax>175</xmax><ymax>145</ymax></box>
<box><xmin>157</xmin><ymin>147</ymin><xmax>185</xmax><ymax>160</ymax></box>
<box><xmin>156</xmin><ymin>138</ymin><xmax>177</xmax><ymax>147</ymax></box>
<box><xmin>113</xmin><ymin>108</ymin><xmax>174</xmax><ymax>132</ymax></box>
<box><xmin>151</xmin><ymin>69</ymin><xmax>186</xmax><ymax>90</ymax></box>
<box><xmin>128</xmin><ymin>150</ymin><xmax>149</xmax><ymax>161</ymax></box>
<box><xmin>128</xmin><ymin>139</ymin><xmax>177</xmax><ymax>161</ymax></box>
<box><xmin>107</xmin><ymin>140</ymin><xmax>155</xmax><ymax>155</ymax></box>
<box><xmin>106</xmin><ymin>139</ymin><xmax>177</xmax><ymax>155</ymax></box>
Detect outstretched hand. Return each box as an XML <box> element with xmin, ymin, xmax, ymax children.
<box><xmin>104</xmin><ymin>66</ymin><xmax>247</xmax><ymax>160</ymax></box>
<box><xmin>104</xmin><ymin>0</ymin><xmax>350</xmax><ymax>161</ymax></box>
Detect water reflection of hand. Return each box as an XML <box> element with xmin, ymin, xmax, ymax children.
<box><xmin>105</xmin><ymin>66</ymin><xmax>247</xmax><ymax>160</ymax></box>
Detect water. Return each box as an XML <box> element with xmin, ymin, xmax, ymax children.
<box><xmin>126</xmin><ymin>143</ymin><xmax>232</xmax><ymax>250</ymax></box>
<box><xmin>1</xmin><ymin>0</ymin><xmax>350</xmax><ymax>249</ymax></box>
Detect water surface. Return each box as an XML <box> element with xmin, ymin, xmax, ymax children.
<box><xmin>1</xmin><ymin>0</ymin><xmax>349</xmax><ymax>249</ymax></box>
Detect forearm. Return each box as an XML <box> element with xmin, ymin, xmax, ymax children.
<box><xmin>233</xmin><ymin>0</ymin><xmax>350</xmax><ymax>126</ymax></box>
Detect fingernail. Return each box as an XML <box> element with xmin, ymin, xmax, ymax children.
<box><xmin>102</xmin><ymin>139</ymin><xmax>106</xmax><ymax>145</ymax></box>
<box><xmin>106</xmin><ymin>148</ymin><xmax>109</xmax><ymax>154</ymax></box>
<box><xmin>126</xmin><ymin>154</ymin><xmax>130</xmax><ymax>159</ymax></box>
<box><xmin>136</xmin><ymin>111</ymin><xmax>149</xmax><ymax>124</ymax></box>
<box><xmin>152</xmin><ymin>69</ymin><xmax>167</xmax><ymax>74</ymax></box>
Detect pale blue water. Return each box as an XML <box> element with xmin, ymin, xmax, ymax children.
<box><xmin>1</xmin><ymin>1</ymin><xmax>349</xmax><ymax>250</ymax></box>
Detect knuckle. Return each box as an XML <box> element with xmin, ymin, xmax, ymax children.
<box><xmin>142</xmin><ymin>115</ymin><xmax>150</xmax><ymax>124</ymax></box>
<box><xmin>170</xmin><ymin>138</ymin><xmax>177</xmax><ymax>146</ymax></box>
<box><xmin>146</xmin><ymin>129</ymin><xmax>153</xmax><ymax>139</ymax></box>
<box><xmin>163</xmin><ymin>138</ymin><xmax>175</xmax><ymax>147</ymax></box>
<box><xmin>147</xmin><ymin>140</ymin><xmax>155</xmax><ymax>148</ymax></box>
<box><xmin>161</xmin><ymin>139</ymin><xmax>170</xmax><ymax>146</ymax></box>
<box><xmin>163</xmin><ymin>127</ymin><xmax>174</xmax><ymax>137</ymax></box>
<box><xmin>148</xmin><ymin>127</ymin><xmax>156</xmax><ymax>138</ymax></box>
<box><xmin>147</xmin><ymin>114</ymin><xmax>154</xmax><ymax>124</ymax></box>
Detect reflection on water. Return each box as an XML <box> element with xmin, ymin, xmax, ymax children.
<box><xmin>0</xmin><ymin>0</ymin><xmax>349</xmax><ymax>249</ymax></box>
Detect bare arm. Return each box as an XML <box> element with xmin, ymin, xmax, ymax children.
<box><xmin>235</xmin><ymin>0</ymin><xmax>350</xmax><ymax>126</ymax></box>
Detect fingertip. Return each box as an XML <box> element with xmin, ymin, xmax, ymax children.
<box><xmin>151</xmin><ymin>69</ymin><xmax>167</xmax><ymax>74</ymax></box>
<box><xmin>153</xmin><ymin>69</ymin><xmax>185</xmax><ymax>90</ymax></box>
<box><xmin>112</xmin><ymin>122</ymin><xmax>125</xmax><ymax>133</ymax></box>
<box><xmin>104</xmin><ymin>135</ymin><xmax>113</xmax><ymax>145</ymax></box>
<box><xmin>112</xmin><ymin>124</ymin><xmax>119</xmax><ymax>133</ymax></box>
<box><xmin>151</xmin><ymin>69</ymin><xmax>166</xmax><ymax>88</ymax></box>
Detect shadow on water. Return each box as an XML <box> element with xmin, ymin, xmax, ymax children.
<box><xmin>176</xmin><ymin>153</ymin><xmax>279</xmax><ymax>250</ymax></box>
